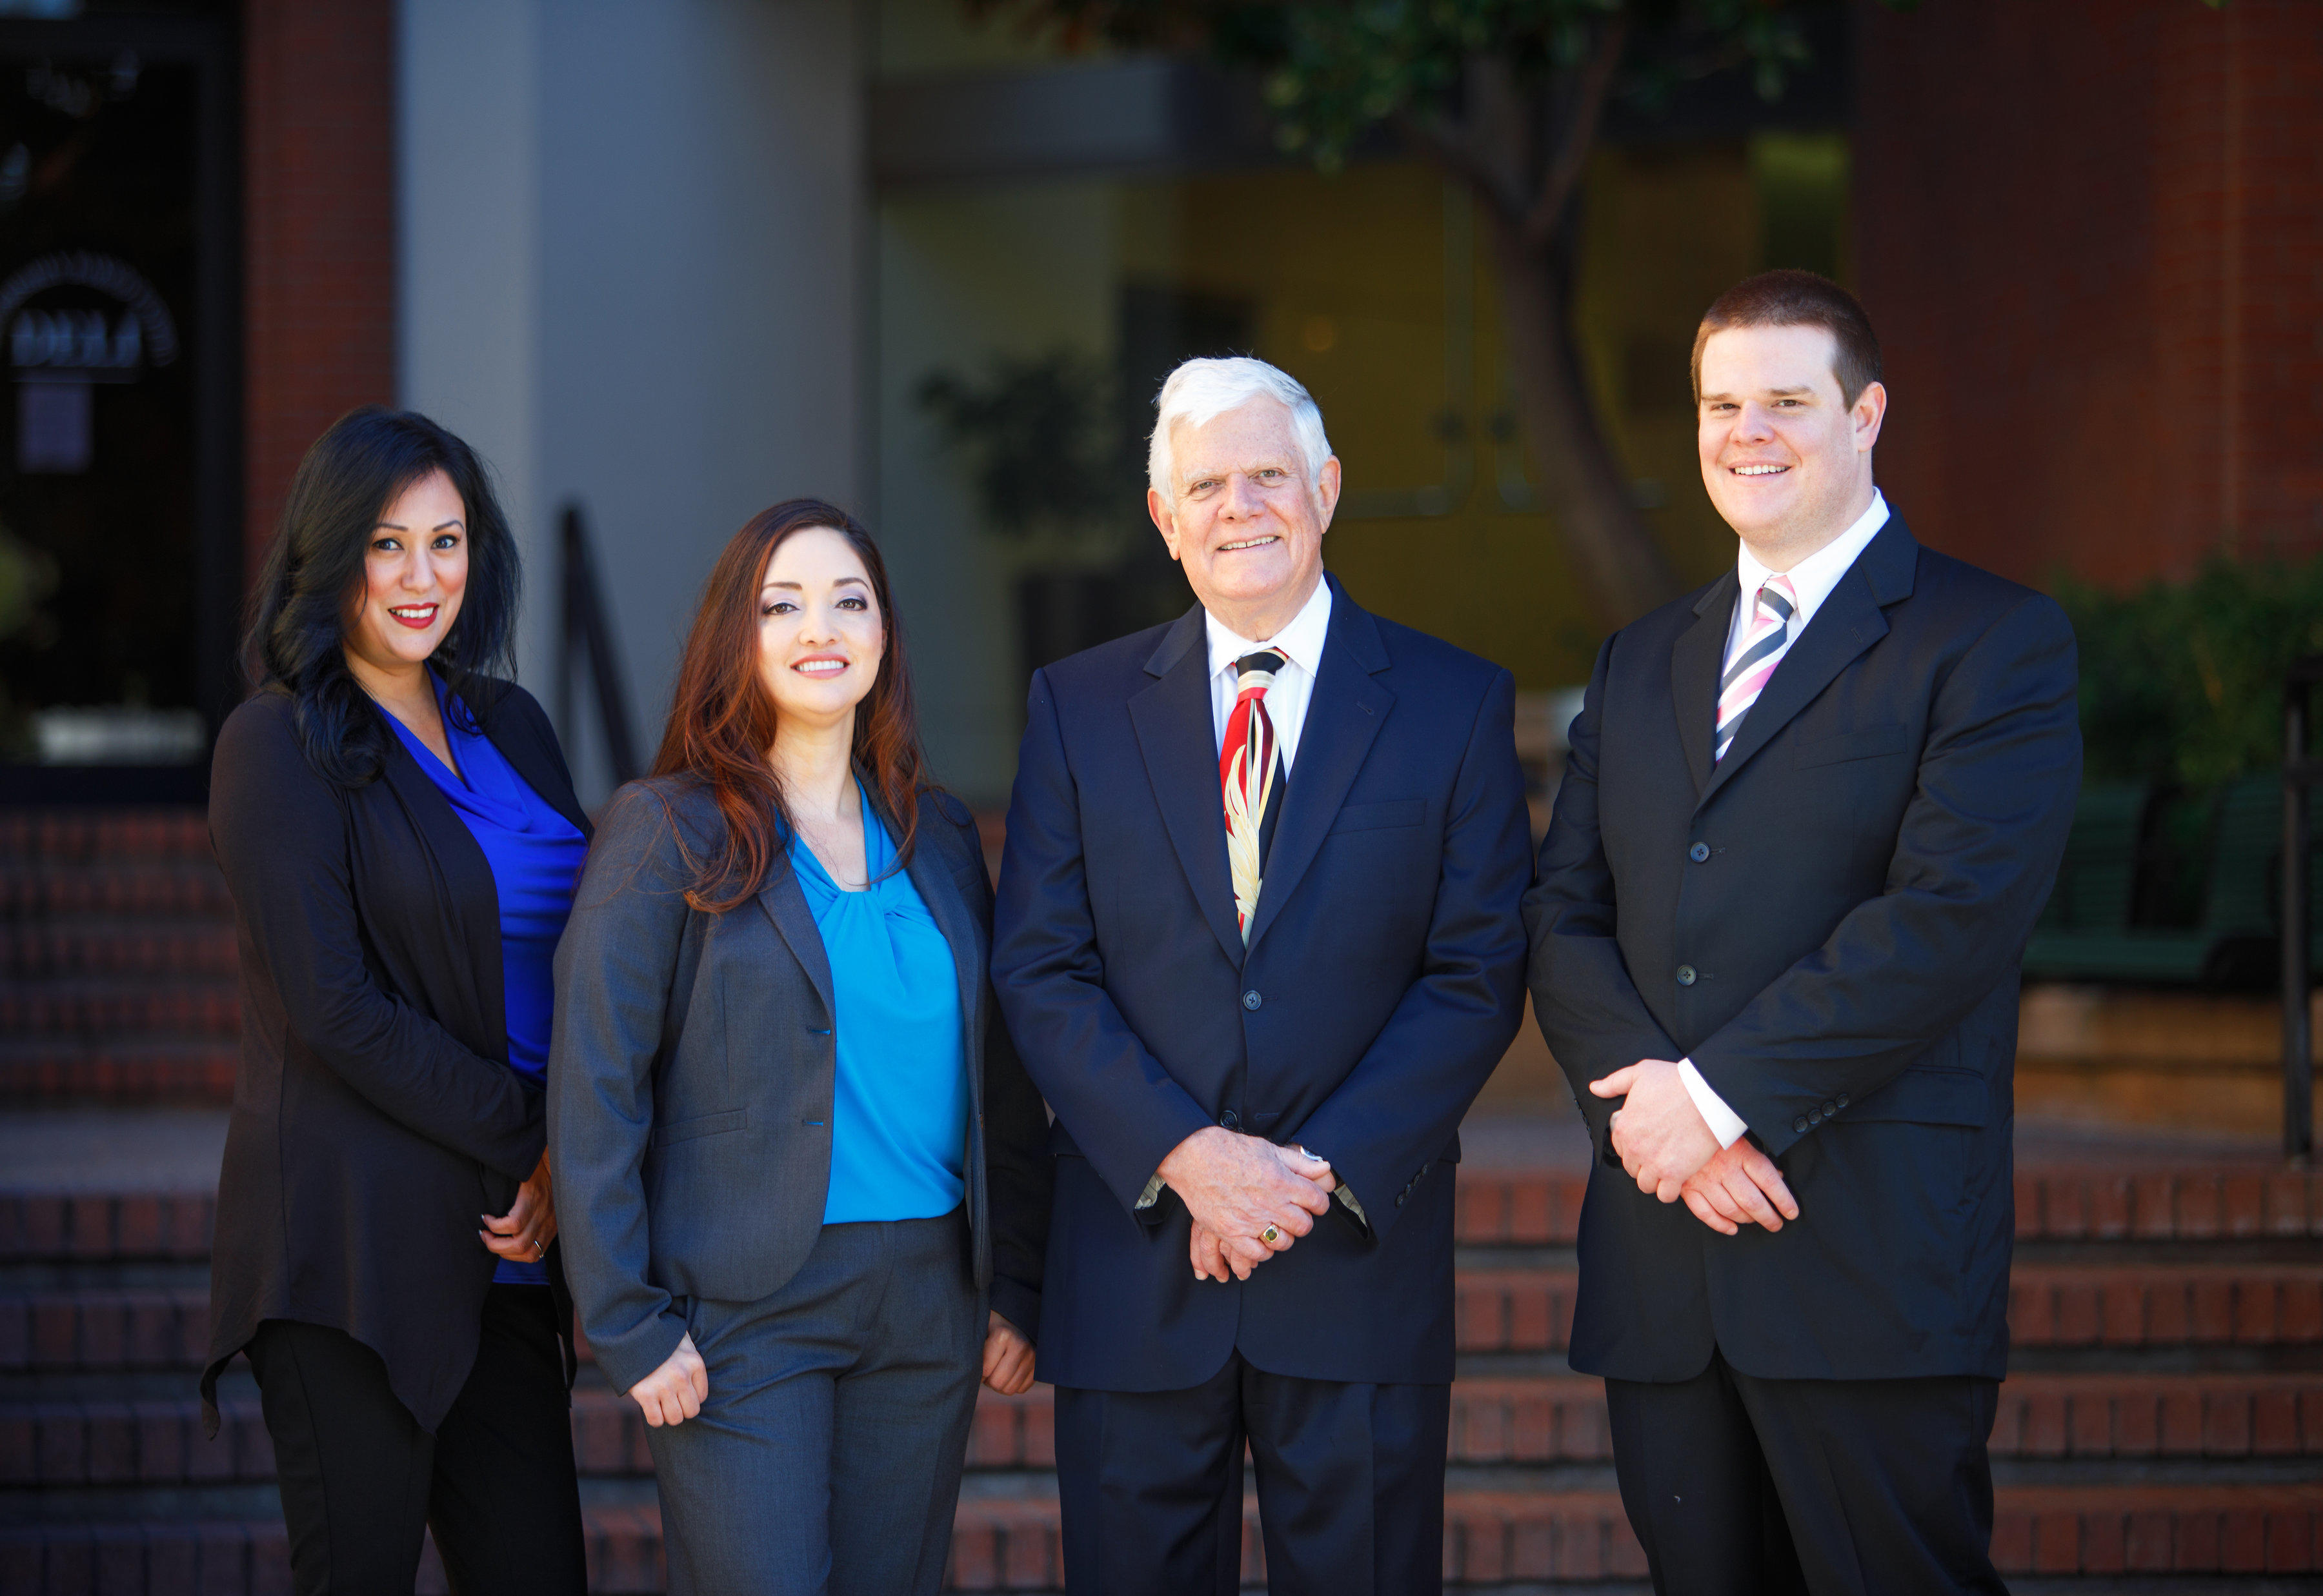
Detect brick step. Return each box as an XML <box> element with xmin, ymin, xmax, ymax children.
<box><xmin>17</xmin><ymin>1373</ymin><xmax>2322</xmax><ymax>1492</ymax></box>
<box><xmin>12</xmin><ymin>1262</ymin><xmax>2323</xmax><ymax>1374</ymax></box>
<box><xmin>6</xmin><ymin>1488</ymin><xmax>2316</xmax><ymax>1593</ymax></box>
<box><xmin>1454</xmin><ymin>1262</ymin><xmax>2323</xmax><ymax>1354</ymax></box>
<box><xmin>534</xmin><ymin>1485</ymin><xmax>2323</xmax><ymax>1591</ymax></box>
<box><xmin>2009</xmin><ymin>1264</ymin><xmax>2323</xmax><ymax>1350</ymax></box>
<box><xmin>0</xmin><ymin>982</ymin><xmax>239</xmax><ymax>1038</ymax></box>
<box><xmin>0</xmin><ymin>1193</ymin><xmax>216</xmax><ymax>1263</ymax></box>
<box><xmin>0</xmin><ymin>1288</ymin><xmax>208</xmax><ymax>1373</ymax></box>
<box><xmin>0</xmin><ymin>1042</ymin><xmax>238</xmax><ymax>1106</ymax></box>
<box><xmin>718</xmin><ymin>1375</ymin><xmax>2323</xmax><ymax>1475</ymax></box>
<box><xmin>10</xmin><ymin>1169</ymin><xmax>2317</xmax><ymax>1270</ymax></box>
<box><xmin>0</xmin><ymin>810</ymin><xmax>210</xmax><ymax>861</ymax></box>
<box><xmin>0</xmin><ymin>921</ymin><xmax>237</xmax><ymax>979</ymax></box>
<box><xmin>1988</xmin><ymin>1372</ymin><xmax>2323</xmax><ymax>1461</ymax></box>
<box><xmin>0</xmin><ymin>863</ymin><xmax>231</xmax><ymax>918</ymax></box>
<box><xmin>1455</xmin><ymin>1166</ymin><xmax>2323</xmax><ymax>1246</ymax></box>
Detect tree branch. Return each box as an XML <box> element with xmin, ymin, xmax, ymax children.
<box><xmin>1393</xmin><ymin>101</ymin><xmax>1525</xmax><ymax>224</ymax></box>
<box><xmin>1520</xmin><ymin>12</ymin><xmax>1629</xmax><ymax>250</ymax></box>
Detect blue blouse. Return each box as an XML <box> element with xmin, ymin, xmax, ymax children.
<box><xmin>789</xmin><ymin>788</ymin><xmax>969</xmax><ymax>1225</ymax></box>
<box><xmin>387</xmin><ymin>675</ymin><xmax>588</xmax><ymax>1285</ymax></box>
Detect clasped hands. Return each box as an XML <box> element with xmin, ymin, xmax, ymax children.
<box><xmin>1157</xmin><ymin>1125</ymin><xmax>1338</xmax><ymax>1284</ymax></box>
<box><xmin>1589</xmin><ymin>1060</ymin><xmax>1799</xmax><ymax>1237</ymax></box>
<box><xmin>479</xmin><ymin>1151</ymin><xmax>557</xmax><ymax>1262</ymax></box>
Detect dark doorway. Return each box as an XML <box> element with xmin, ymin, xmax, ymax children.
<box><xmin>0</xmin><ymin>11</ymin><xmax>237</xmax><ymax>803</ymax></box>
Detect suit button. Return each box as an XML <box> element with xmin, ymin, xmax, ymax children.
<box><xmin>1793</xmin><ymin>1115</ymin><xmax>1809</xmax><ymax>1133</ymax></box>
<box><xmin>1220</xmin><ymin>1110</ymin><xmax>1240</xmax><ymax>1130</ymax></box>
<box><xmin>1836</xmin><ymin>1093</ymin><xmax>1849</xmax><ymax>1109</ymax></box>
<box><xmin>1675</xmin><ymin>965</ymin><xmax>1697</xmax><ymax>987</ymax></box>
<box><xmin>1689</xmin><ymin>843</ymin><xmax>1711</xmax><ymax>863</ymax></box>
<box><xmin>1824</xmin><ymin>1100</ymin><xmax>1838</xmax><ymax>1115</ymax></box>
<box><xmin>1242</xmin><ymin>990</ymin><xmax>1262</xmax><ymax>1010</ymax></box>
<box><xmin>1394</xmin><ymin>1192</ymin><xmax>1406</xmax><ymax>1207</ymax></box>
<box><xmin>1807</xmin><ymin>1109</ymin><xmax>1823</xmax><ymax>1126</ymax></box>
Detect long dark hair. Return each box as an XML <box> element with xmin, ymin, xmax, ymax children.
<box><xmin>243</xmin><ymin>406</ymin><xmax>522</xmax><ymax>786</ymax></box>
<box><xmin>650</xmin><ymin>499</ymin><xmax>934</xmax><ymax>913</ymax></box>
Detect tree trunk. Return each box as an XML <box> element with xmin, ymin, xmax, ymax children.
<box><xmin>1485</xmin><ymin>214</ymin><xmax>1684</xmax><ymax>628</ymax></box>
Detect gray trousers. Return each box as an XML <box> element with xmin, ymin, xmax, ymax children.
<box><xmin>647</xmin><ymin>1209</ymin><xmax>983</xmax><ymax>1596</ymax></box>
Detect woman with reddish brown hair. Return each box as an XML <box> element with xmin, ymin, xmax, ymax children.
<box><xmin>547</xmin><ymin>500</ymin><xmax>1050</xmax><ymax>1595</ymax></box>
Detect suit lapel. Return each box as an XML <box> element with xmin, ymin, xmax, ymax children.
<box><xmin>756</xmin><ymin>862</ymin><xmax>836</xmax><ymax>1022</ymax></box>
<box><xmin>901</xmin><ymin>807</ymin><xmax>981</xmax><ymax>1051</ymax></box>
<box><xmin>900</xmin><ymin>808</ymin><xmax>989</xmax><ymax>1193</ymax></box>
<box><xmin>376</xmin><ymin>730</ymin><xmax>509</xmax><ymax>1061</ymax></box>
<box><xmin>1242</xmin><ymin>586</ymin><xmax>1391</xmax><ymax>955</ymax></box>
<box><xmin>1130</xmin><ymin>606</ymin><xmax>1246</xmax><ymax>966</ymax></box>
<box><xmin>1670</xmin><ymin>570</ymin><xmax>1736</xmax><ymax>799</ymax></box>
<box><xmin>478</xmin><ymin>687</ymin><xmax>592</xmax><ymax>839</ymax></box>
<box><xmin>1695</xmin><ymin>518</ymin><xmax>1919</xmax><ymax>810</ymax></box>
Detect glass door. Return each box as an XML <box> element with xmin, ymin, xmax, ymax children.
<box><xmin>0</xmin><ymin>10</ymin><xmax>236</xmax><ymax>802</ymax></box>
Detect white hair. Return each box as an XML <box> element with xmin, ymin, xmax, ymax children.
<box><xmin>1146</xmin><ymin>356</ymin><xmax>1333</xmax><ymax>499</ymax></box>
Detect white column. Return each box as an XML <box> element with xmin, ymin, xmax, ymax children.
<box><xmin>399</xmin><ymin>0</ymin><xmax>865</xmax><ymax>803</ymax></box>
<box><xmin>397</xmin><ymin>0</ymin><xmax>546</xmax><ymax>677</ymax></box>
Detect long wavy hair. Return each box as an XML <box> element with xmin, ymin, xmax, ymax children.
<box><xmin>242</xmin><ymin>406</ymin><xmax>521</xmax><ymax>786</ymax></box>
<box><xmin>651</xmin><ymin>499</ymin><xmax>935</xmax><ymax>913</ymax></box>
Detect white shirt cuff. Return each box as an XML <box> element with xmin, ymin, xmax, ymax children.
<box><xmin>1678</xmin><ymin>1059</ymin><xmax>1749</xmax><ymax>1149</ymax></box>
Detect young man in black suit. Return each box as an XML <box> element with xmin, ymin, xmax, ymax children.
<box><xmin>1525</xmin><ymin>271</ymin><xmax>2081</xmax><ymax>1594</ymax></box>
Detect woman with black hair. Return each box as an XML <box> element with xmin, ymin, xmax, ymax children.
<box><xmin>203</xmin><ymin>406</ymin><xmax>589</xmax><ymax>1595</ymax></box>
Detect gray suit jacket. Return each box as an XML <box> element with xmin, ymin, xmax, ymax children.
<box><xmin>548</xmin><ymin>775</ymin><xmax>1051</xmax><ymax>1396</ymax></box>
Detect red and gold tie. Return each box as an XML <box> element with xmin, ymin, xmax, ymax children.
<box><xmin>1221</xmin><ymin>650</ymin><xmax>1287</xmax><ymax>942</ymax></box>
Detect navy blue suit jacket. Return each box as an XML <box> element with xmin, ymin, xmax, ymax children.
<box><xmin>992</xmin><ymin>577</ymin><xmax>1532</xmax><ymax>1391</ymax></box>
<box><xmin>1525</xmin><ymin>515</ymin><xmax>2081</xmax><ymax>1384</ymax></box>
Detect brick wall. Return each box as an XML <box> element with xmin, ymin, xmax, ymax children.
<box><xmin>241</xmin><ymin>0</ymin><xmax>396</xmax><ymax>567</ymax></box>
<box><xmin>1854</xmin><ymin>0</ymin><xmax>2323</xmax><ymax>588</ymax></box>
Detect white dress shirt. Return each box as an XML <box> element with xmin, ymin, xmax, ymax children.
<box><xmin>1203</xmin><ymin>576</ymin><xmax>1333</xmax><ymax>766</ymax></box>
<box><xmin>1679</xmin><ymin>490</ymin><xmax>1891</xmax><ymax>1150</ymax></box>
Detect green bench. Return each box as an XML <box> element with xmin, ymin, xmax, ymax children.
<box><xmin>2022</xmin><ymin>776</ymin><xmax>2323</xmax><ymax>986</ymax></box>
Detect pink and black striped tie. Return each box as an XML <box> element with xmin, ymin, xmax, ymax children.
<box><xmin>1714</xmin><ymin>574</ymin><xmax>1798</xmax><ymax>763</ymax></box>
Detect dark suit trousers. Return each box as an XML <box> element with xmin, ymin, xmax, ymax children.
<box><xmin>1604</xmin><ymin>1350</ymin><xmax>2007</xmax><ymax>1596</ymax></box>
<box><xmin>246</xmin><ymin>1284</ymin><xmax>586</xmax><ymax>1596</ymax></box>
<box><xmin>1054</xmin><ymin>1352</ymin><xmax>1450</xmax><ymax>1596</ymax></box>
<box><xmin>644</xmin><ymin>1209</ymin><xmax>983</xmax><ymax>1596</ymax></box>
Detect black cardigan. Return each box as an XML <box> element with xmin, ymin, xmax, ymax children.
<box><xmin>202</xmin><ymin>680</ymin><xmax>590</xmax><ymax>1435</ymax></box>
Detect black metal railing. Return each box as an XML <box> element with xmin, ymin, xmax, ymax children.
<box><xmin>556</xmin><ymin>503</ymin><xmax>642</xmax><ymax>789</ymax></box>
<box><xmin>2284</xmin><ymin>656</ymin><xmax>2322</xmax><ymax>1162</ymax></box>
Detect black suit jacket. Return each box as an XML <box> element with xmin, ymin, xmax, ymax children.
<box><xmin>204</xmin><ymin>681</ymin><xmax>588</xmax><ymax>1434</ymax></box>
<box><xmin>1525</xmin><ymin>514</ymin><xmax>2081</xmax><ymax>1384</ymax></box>
<box><xmin>547</xmin><ymin>777</ymin><xmax>1051</xmax><ymax>1397</ymax></box>
<box><xmin>992</xmin><ymin>578</ymin><xmax>1533</xmax><ymax>1391</ymax></box>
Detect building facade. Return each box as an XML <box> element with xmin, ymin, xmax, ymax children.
<box><xmin>0</xmin><ymin>0</ymin><xmax>2313</xmax><ymax>808</ymax></box>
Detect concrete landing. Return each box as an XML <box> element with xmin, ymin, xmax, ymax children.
<box><xmin>0</xmin><ymin>1106</ymin><xmax>227</xmax><ymax>1192</ymax></box>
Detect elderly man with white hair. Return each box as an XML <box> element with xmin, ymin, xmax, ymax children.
<box><xmin>993</xmin><ymin>356</ymin><xmax>1533</xmax><ymax>1593</ymax></box>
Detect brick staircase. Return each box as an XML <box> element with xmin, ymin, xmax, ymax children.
<box><xmin>0</xmin><ymin>811</ymin><xmax>237</xmax><ymax>1107</ymax></box>
<box><xmin>5</xmin><ymin>810</ymin><xmax>2322</xmax><ymax>1593</ymax></box>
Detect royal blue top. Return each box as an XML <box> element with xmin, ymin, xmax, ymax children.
<box><xmin>789</xmin><ymin>788</ymin><xmax>969</xmax><ymax>1225</ymax></box>
<box><xmin>387</xmin><ymin>675</ymin><xmax>588</xmax><ymax>1285</ymax></box>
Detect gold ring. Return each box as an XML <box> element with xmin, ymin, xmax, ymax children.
<box><xmin>1260</xmin><ymin>1225</ymin><xmax>1280</xmax><ymax>1246</ymax></box>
